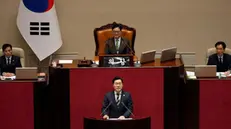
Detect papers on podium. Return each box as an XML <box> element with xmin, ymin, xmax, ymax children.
<box><xmin>186</xmin><ymin>71</ymin><xmax>197</xmax><ymax>79</ymax></box>
<box><xmin>216</xmin><ymin>72</ymin><xmax>231</xmax><ymax>77</ymax></box>
<box><xmin>0</xmin><ymin>76</ymin><xmax>16</xmax><ymax>80</ymax></box>
<box><xmin>186</xmin><ymin>71</ymin><xmax>231</xmax><ymax>79</ymax></box>
<box><xmin>108</xmin><ymin>118</ymin><xmax>133</xmax><ymax>120</ymax></box>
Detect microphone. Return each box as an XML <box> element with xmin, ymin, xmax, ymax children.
<box><xmin>124</xmin><ymin>42</ymin><xmax>135</xmax><ymax>55</ymax></box>
<box><xmin>100</xmin><ymin>101</ymin><xmax>112</xmax><ymax>116</ymax></box>
<box><xmin>121</xmin><ymin>102</ymin><xmax>135</xmax><ymax>117</ymax></box>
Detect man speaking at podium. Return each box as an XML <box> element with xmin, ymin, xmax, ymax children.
<box><xmin>104</xmin><ymin>23</ymin><xmax>132</xmax><ymax>54</ymax></box>
<box><xmin>101</xmin><ymin>76</ymin><xmax>133</xmax><ymax>120</ymax></box>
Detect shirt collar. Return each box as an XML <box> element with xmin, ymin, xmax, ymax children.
<box><xmin>217</xmin><ymin>54</ymin><xmax>223</xmax><ymax>58</ymax></box>
<box><xmin>114</xmin><ymin>37</ymin><xmax>121</xmax><ymax>42</ymax></box>
<box><xmin>114</xmin><ymin>91</ymin><xmax>122</xmax><ymax>95</ymax></box>
<box><xmin>5</xmin><ymin>56</ymin><xmax>12</xmax><ymax>59</ymax></box>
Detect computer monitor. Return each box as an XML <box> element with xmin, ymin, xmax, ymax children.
<box><xmin>140</xmin><ymin>50</ymin><xmax>156</xmax><ymax>64</ymax></box>
<box><xmin>195</xmin><ymin>65</ymin><xmax>216</xmax><ymax>78</ymax></box>
<box><xmin>16</xmin><ymin>67</ymin><xmax>38</xmax><ymax>79</ymax></box>
<box><xmin>160</xmin><ymin>47</ymin><xmax>177</xmax><ymax>62</ymax></box>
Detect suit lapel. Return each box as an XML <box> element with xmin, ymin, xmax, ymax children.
<box><xmin>11</xmin><ymin>55</ymin><xmax>14</xmax><ymax>64</ymax></box>
<box><xmin>3</xmin><ymin>56</ymin><xmax>7</xmax><ymax>65</ymax></box>
<box><xmin>120</xmin><ymin>90</ymin><xmax>125</xmax><ymax>104</ymax></box>
<box><xmin>117</xmin><ymin>91</ymin><xmax>124</xmax><ymax>108</ymax></box>
<box><xmin>110</xmin><ymin>38</ymin><xmax>117</xmax><ymax>53</ymax></box>
<box><xmin>215</xmin><ymin>55</ymin><xmax>219</xmax><ymax>64</ymax></box>
<box><xmin>119</xmin><ymin>38</ymin><xmax>126</xmax><ymax>53</ymax></box>
<box><xmin>111</xmin><ymin>91</ymin><xmax>117</xmax><ymax>104</ymax></box>
<box><xmin>223</xmin><ymin>54</ymin><xmax>227</xmax><ymax>64</ymax></box>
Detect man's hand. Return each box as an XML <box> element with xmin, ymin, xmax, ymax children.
<box><xmin>118</xmin><ymin>116</ymin><xmax>125</xmax><ymax>120</ymax></box>
<box><xmin>2</xmin><ymin>72</ymin><xmax>15</xmax><ymax>77</ymax></box>
<box><xmin>103</xmin><ymin>115</ymin><xmax>109</xmax><ymax>120</ymax></box>
<box><xmin>224</xmin><ymin>70</ymin><xmax>230</xmax><ymax>76</ymax></box>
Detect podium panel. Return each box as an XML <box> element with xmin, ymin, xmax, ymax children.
<box><xmin>183</xmin><ymin>79</ymin><xmax>231</xmax><ymax>129</ymax></box>
<box><xmin>49</xmin><ymin>58</ymin><xmax>184</xmax><ymax>129</ymax></box>
<box><xmin>84</xmin><ymin>117</ymin><xmax>150</xmax><ymax>129</ymax></box>
<box><xmin>0</xmin><ymin>81</ymin><xmax>48</xmax><ymax>129</ymax></box>
<box><xmin>99</xmin><ymin>54</ymin><xmax>134</xmax><ymax>67</ymax></box>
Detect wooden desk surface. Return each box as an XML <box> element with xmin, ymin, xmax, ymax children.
<box><xmin>62</xmin><ymin>60</ymin><xmax>78</xmax><ymax>68</ymax></box>
<box><xmin>0</xmin><ymin>79</ymin><xmax>43</xmax><ymax>83</ymax></box>
<box><xmin>141</xmin><ymin>58</ymin><xmax>183</xmax><ymax>67</ymax></box>
<box><xmin>190</xmin><ymin>77</ymin><xmax>231</xmax><ymax>80</ymax></box>
<box><xmin>61</xmin><ymin>58</ymin><xmax>183</xmax><ymax>68</ymax></box>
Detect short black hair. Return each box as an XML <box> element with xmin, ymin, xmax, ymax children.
<box><xmin>2</xmin><ymin>44</ymin><xmax>12</xmax><ymax>52</ymax></box>
<box><xmin>112</xmin><ymin>23</ymin><xmax>122</xmax><ymax>31</ymax></box>
<box><xmin>215</xmin><ymin>41</ymin><xmax>226</xmax><ymax>49</ymax></box>
<box><xmin>112</xmin><ymin>76</ymin><xmax>123</xmax><ymax>84</ymax></box>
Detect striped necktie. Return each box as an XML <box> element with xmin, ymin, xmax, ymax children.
<box><xmin>116</xmin><ymin>93</ymin><xmax>120</xmax><ymax>105</ymax></box>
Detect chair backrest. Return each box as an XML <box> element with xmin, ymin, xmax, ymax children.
<box><xmin>94</xmin><ymin>22</ymin><xmax>136</xmax><ymax>56</ymax></box>
<box><xmin>0</xmin><ymin>47</ymin><xmax>25</xmax><ymax>67</ymax></box>
<box><xmin>205</xmin><ymin>48</ymin><xmax>231</xmax><ymax>64</ymax></box>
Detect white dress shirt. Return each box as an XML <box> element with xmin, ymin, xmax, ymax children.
<box><xmin>114</xmin><ymin>91</ymin><xmax>122</xmax><ymax>102</ymax></box>
<box><xmin>114</xmin><ymin>37</ymin><xmax>121</xmax><ymax>50</ymax></box>
<box><xmin>217</xmin><ymin>55</ymin><xmax>223</xmax><ymax>63</ymax></box>
<box><xmin>5</xmin><ymin>56</ymin><xmax>12</xmax><ymax>65</ymax></box>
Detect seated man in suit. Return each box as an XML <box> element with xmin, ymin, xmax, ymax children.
<box><xmin>102</xmin><ymin>76</ymin><xmax>133</xmax><ymax>120</ymax></box>
<box><xmin>0</xmin><ymin>44</ymin><xmax>22</xmax><ymax>76</ymax></box>
<box><xmin>207</xmin><ymin>41</ymin><xmax>231</xmax><ymax>72</ymax></box>
<box><xmin>104</xmin><ymin>23</ymin><xmax>132</xmax><ymax>54</ymax></box>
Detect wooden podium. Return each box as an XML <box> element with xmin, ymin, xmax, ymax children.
<box><xmin>84</xmin><ymin>117</ymin><xmax>150</xmax><ymax>129</ymax></box>
<box><xmin>99</xmin><ymin>54</ymin><xmax>134</xmax><ymax>67</ymax></box>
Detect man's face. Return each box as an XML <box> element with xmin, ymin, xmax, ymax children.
<box><xmin>113</xmin><ymin>79</ymin><xmax>123</xmax><ymax>92</ymax></box>
<box><xmin>112</xmin><ymin>27</ymin><xmax>122</xmax><ymax>39</ymax></box>
<box><xmin>3</xmin><ymin>47</ymin><xmax>12</xmax><ymax>57</ymax></box>
<box><xmin>216</xmin><ymin>44</ymin><xmax>225</xmax><ymax>55</ymax></box>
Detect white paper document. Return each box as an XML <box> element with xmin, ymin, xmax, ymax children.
<box><xmin>108</xmin><ymin>118</ymin><xmax>133</xmax><ymax>120</ymax></box>
<box><xmin>0</xmin><ymin>76</ymin><xmax>16</xmax><ymax>80</ymax></box>
<box><xmin>186</xmin><ymin>71</ymin><xmax>195</xmax><ymax>76</ymax></box>
<box><xmin>216</xmin><ymin>72</ymin><xmax>231</xmax><ymax>77</ymax></box>
<box><xmin>186</xmin><ymin>71</ymin><xmax>197</xmax><ymax>79</ymax></box>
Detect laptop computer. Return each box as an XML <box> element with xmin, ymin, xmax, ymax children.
<box><xmin>195</xmin><ymin>65</ymin><xmax>217</xmax><ymax>78</ymax></box>
<box><xmin>16</xmin><ymin>67</ymin><xmax>38</xmax><ymax>80</ymax></box>
<box><xmin>140</xmin><ymin>50</ymin><xmax>156</xmax><ymax>64</ymax></box>
<box><xmin>160</xmin><ymin>47</ymin><xmax>177</xmax><ymax>62</ymax></box>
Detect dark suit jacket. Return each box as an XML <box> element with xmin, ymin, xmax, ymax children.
<box><xmin>102</xmin><ymin>90</ymin><xmax>133</xmax><ymax>118</ymax></box>
<box><xmin>207</xmin><ymin>53</ymin><xmax>231</xmax><ymax>72</ymax></box>
<box><xmin>0</xmin><ymin>55</ymin><xmax>22</xmax><ymax>75</ymax></box>
<box><xmin>104</xmin><ymin>37</ymin><xmax>131</xmax><ymax>54</ymax></box>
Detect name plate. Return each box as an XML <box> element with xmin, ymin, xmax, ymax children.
<box><xmin>100</xmin><ymin>56</ymin><xmax>132</xmax><ymax>67</ymax></box>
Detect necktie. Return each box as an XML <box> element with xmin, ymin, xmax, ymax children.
<box><xmin>115</xmin><ymin>39</ymin><xmax>119</xmax><ymax>50</ymax></box>
<box><xmin>116</xmin><ymin>93</ymin><xmax>120</xmax><ymax>105</ymax></box>
<box><xmin>7</xmin><ymin>57</ymin><xmax>10</xmax><ymax>65</ymax></box>
<box><xmin>219</xmin><ymin>57</ymin><xmax>222</xmax><ymax>64</ymax></box>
